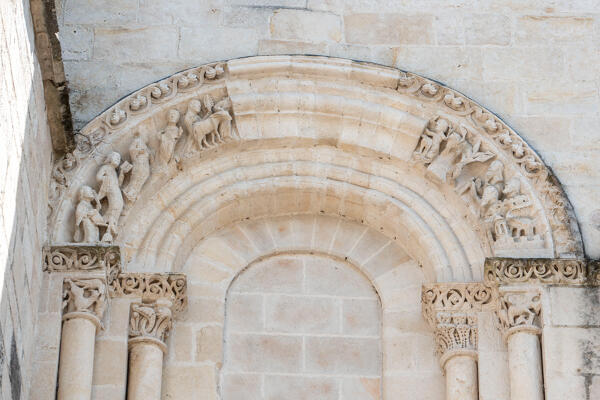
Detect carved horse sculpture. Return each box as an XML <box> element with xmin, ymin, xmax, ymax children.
<box><xmin>191</xmin><ymin>108</ymin><xmax>233</xmax><ymax>149</ymax></box>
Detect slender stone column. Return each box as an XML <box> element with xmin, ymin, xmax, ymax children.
<box><xmin>496</xmin><ymin>288</ymin><xmax>543</xmax><ymax>400</ymax></box>
<box><xmin>58</xmin><ymin>278</ymin><xmax>107</xmax><ymax>400</ymax></box>
<box><xmin>435</xmin><ymin>312</ymin><xmax>479</xmax><ymax>400</ymax></box>
<box><xmin>127</xmin><ymin>300</ymin><xmax>173</xmax><ymax>400</ymax></box>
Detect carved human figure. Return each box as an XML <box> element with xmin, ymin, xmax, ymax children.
<box><xmin>122</xmin><ymin>132</ymin><xmax>151</xmax><ymax>203</ymax></box>
<box><xmin>180</xmin><ymin>99</ymin><xmax>202</xmax><ymax>156</ymax></box>
<box><xmin>74</xmin><ymin>185</ymin><xmax>106</xmax><ymax>243</ymax></box>
<box><xmin>157</xmin><ymin>109</ymin><xmax>183</xmax><ymax>166</ymax></box>
<box><xmin>96</xmin><ymin>151</ymin><xmax>125</xmax><ymax>242</ymax></box>
<box><xmin>426</xmin><ymin>128</ymin><xmax>466</xmax><ymax>183</ymax></box>
<box><xmin>415</xmin><ymin>117</ymin><xmax>449</xmax><ymax>163</ymax></box>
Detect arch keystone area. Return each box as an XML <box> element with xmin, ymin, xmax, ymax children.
<box><xmin>48</xmin><ymin>55</ymin><xmax>583</xmax><ymax>282</ymax></box>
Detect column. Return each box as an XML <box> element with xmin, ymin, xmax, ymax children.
<box><xmin>127</xmin><ymin>300</ymin><xmax>173</xmax><ymax>400</ymax></box>
<box><xmin>58</xmin><ymin>278</ymin><xmax>107</xmax><ymax>400</ymax></box>
<box><xmin>496</xmin><ymin>288</ymin><xmax>544</xmax><ymax>400</ymax></box>
<box><xmin>434</xmin><ymin>312</ymin><xmax>479</xmax><ymax>400</ymax></box>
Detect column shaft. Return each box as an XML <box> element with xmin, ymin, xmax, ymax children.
<box><xmin>127</xmin><ymin>342</ymin><xmax>164</xmax><ymax>400</ymax></box>
<box><xmin>445</xmin><ymin>354</ymin><xmax>478</xmax><ymax>400</ymax></box>
<box><xmin>507</xmin><ymin>331</ymin><xmax>544</xmax><ymax>400</ymax></box>
<box><xmin>57</xmin><ymin>318</ymin><xmax>97</xmax><ymax>400</ymax></box>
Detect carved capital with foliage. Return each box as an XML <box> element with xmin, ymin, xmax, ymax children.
<box><xmin>128</xmin><ymin>302</ymin><xmax>173</xmax><ymax>352</ymax></box>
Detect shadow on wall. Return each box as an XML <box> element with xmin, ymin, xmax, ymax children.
<box><xmin>0</xmin><ymin>0</ymin><xmax>55</xmax><ymax>399</ymax></box>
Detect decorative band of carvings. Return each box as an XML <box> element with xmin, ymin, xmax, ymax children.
<box><xmin>485</xmin><ymin>257</ymin><xmax>600</xmax><ymax>286</ymax></box>
<box><xmin>421</xmin><ymin>283</ymin><xmax>497</xmax><ymax>327</ymax></box>
<box><xmin>110</xmin><ymin>273</ymin><xmax>187</xmax><ymax>313</ymax></box>
<box><xmin>43</xmin><ymin>245</ymin><xmax>121</xmax><ymax>283</ymax></box>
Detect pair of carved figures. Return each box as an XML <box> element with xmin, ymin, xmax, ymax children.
<box><xmin>75</xmin><ymin>132</ymin><xmax>150</xmax><ymax>243</ymax></box>
<box><xmin>180</xmin><ymin>94</ymin><xmax>234</xmax><ymax>158</ymax></box>
<box><xmin>414</xmin><ymin>117</ymin><xmax>541</xmax><ymax>247</ymax></box>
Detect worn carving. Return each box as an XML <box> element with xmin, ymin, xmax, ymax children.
<box><xmin>96</xmin><ymin>151</ymin><xmax>126</xmax><ymax>242</ymax></box>
<box><xmin>421</xmin><ymin>283</ymin><xmax>497</xmax><ymax>328</ymax></box>
<box><xmin>121</xmin><ymin>132</ymin><xmax>151</xmax><ymax>204</ymax></box>
<box><xmin>43</xmin><ymin>245</ymin><xmax>121</xmax><ymax>282</ymax></box>
<box><xmin>496</xmin><ymin>289</ymin><xmax>541</xmax><ymax>336</ymax></box>
<box><xmin>156</xmin><ymin>109</ymin><xmax>183</xmax><ymax>169</ymax></box>
<box><xmin>110</xmin><ymin>273</ymin><xmax>187</xmax><ymax>313</ymax></box>
<box><xmin>74</xmin><ymin>186</ymin><xmax>105</xmax><ymax>243</ymax></box>
<box><xmin>485</xmin><ymin>257</ymin><xmax>599</xmax><ymax>286</ymax></box>
<box><xmin>433</xmin><ymin>312</ymin><xmax>478</xmax><ymax>362</ymax></box>
<box><xmin>63</xmin><ymin>278</ymin><xmax>107</xmax><ymax>321</ymax></box>
<box><xmin>129</xmin><ymin>302</ymin><xmax>173</xmax><ymax>344</ymax></box>
<box><xmin>398</xmin><ymin>71</ymin><xmax>580</xmax><ymax>256</ymax></box>
<box><xmin>49</xmin><ymin>58</ymin><xmax>581</xmax><ymax>258</ymax></box>
<box><xmin>413</xmin><ymin>117</ymin><xmax>494</xmax><ymax>185</ymax></box>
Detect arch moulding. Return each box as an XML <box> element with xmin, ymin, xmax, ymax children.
<box><xmin>47</xmin><ymin>55</ymin><xmax>583</xmax><ymax>282</ymax></box>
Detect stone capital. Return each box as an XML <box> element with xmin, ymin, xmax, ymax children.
<box><xmin>422</xmin><ymin>283</ymin><xmax>496</xmax><ymax>367</ymax></box>
<box><xmin>110</xmin><ymin>272</ymin><xmax>187</xmax><ymax>313</ymax></box>
<box><xmin>62</xmin><ymin>277</ymin><xmax>107</xmax><ymax>329</ymax></box>
<box><xmin>485</xmin><ymin>257</ymin><xmax>600</xmax><ymax>286</ymax></box>
<box><xmin>496</xmin><ymin>288</ymin><xmax>541</xmax><ymax>339</ymax></box>
<box><xmin>43</xmin><ymin>244</ymin><xmax>121</xmax><ymax>284</ymax></box>
<box><xmin>128</xmin><ymin>301</ymin><xmax>173</xmax><ymax>353</ymax></box>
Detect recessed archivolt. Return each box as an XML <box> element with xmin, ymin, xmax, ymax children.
<box><xmin>48</xmin><ymin>56</ymin><xmax>583</xmax><ymax>282</ymax></box>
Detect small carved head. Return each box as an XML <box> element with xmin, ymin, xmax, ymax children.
<box><xmin>79</xmin><ymin>185</ymin><xmax>96</xmax><ymax>202</ymax></box>
<box><xmin>167</xmin><ymin>109</ymin><xmax>180</xmax><ymax>124</ymax></box>
<box><xmin>106</xmin><ymin>151</ymin><xmax>121</xmax><ymax>167</ymax></box>
<box><xmin>484</xmin><ymin>118</ymin><xmax>498</xmax><ymax>132</ymax></box>
<box><xmin>188</xmin><ymin>99</ymin><xmax>201</xmax><ymax>113</ymax></box>
<box><xmin>421</xmin><ymin>83</ymin><xmax>438</xmax><ymax>96</ymax></box>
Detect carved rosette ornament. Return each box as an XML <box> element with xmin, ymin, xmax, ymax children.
<box><xmin>62</xmin><ymin>278</ymin><xmax>107</xmax><ymax>328</ymax></box>
<box><xmin>496</xmin><ymin>289</ymin><xmax>541</xmax><ymax>339</ymax></box>
<box><xmin>129</xmin><ymin>302</ymin><xmax>173</xmax><ymax>353</ymax></box>
<box><xmin>485</xmin><ymin>257</ymin><xmax>600</xmax><ymax>286</ymax></box>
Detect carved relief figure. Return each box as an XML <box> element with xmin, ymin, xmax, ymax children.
<box><xmin>426</xmin><ymin>127</ymin><xmax>467</xmax><ymax>184</ymax></box>
<box><xmin>63</xmin><ymin>278</ymin><xmax>106</xmax><ymax>319</ymax></box>
<box><xmin>414</xmin><ymin>117</ymin><xmax>449</xmax><ymax>163</ymax></box>
<box><xmin>180</xmin><ymin>99</ymin><xmax>202</xmax><ymax>157</ymax></box>
<box><xmin>122</xmin><ymin>132</ymin><xmax>151</xmax><ymax>203</ymax></box>
<box><xmin>74</xmin><ymin>186</ymin><xmax>105</xmax><ymax>243</ymax></box>
<box><xmin>157</xmin><ymin>109</ymin><xmax>183</xmax><ymax>167</ymax></box>
<box><xmin>96</xmin><ymin>152</ymin><xmax>125</xmax><ymax>242</ymax></box>
<box><xmin>191</xmin><ymin>95</ymin><xmax>233</xmax><ymax>150</ymax></box>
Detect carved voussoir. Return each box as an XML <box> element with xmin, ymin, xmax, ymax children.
<box><xmin>110</xmin><ymin>273</ymin><xmax>187</xmax><ymax>313</ymax></box>
<box><xmin>485</xmin><ymin>257</ymin><xmax>600</xmax><ymax>286</ymax></box>
<box><xmin>43</xmin><ymin>245</ymin><xmax>121</xmax><ymax>283</ymax></box>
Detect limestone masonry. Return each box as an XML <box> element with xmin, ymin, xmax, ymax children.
<box><xmin>0</xmin><ymin>1</ymin><xmax>599</xmax><ymax>399</ymax></box>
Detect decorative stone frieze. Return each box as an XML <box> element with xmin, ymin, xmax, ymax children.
<box><xmin>485</xmin><ymin>257</ymin><xmax>600</xmax><ymax>286</ymax></box>
<box><xmin>43</xmin><ymin>245</ymin><xmax>121</xmax><ymax>283</ymax></box>
<box><xmin>110</xmin><ymin>273</ymin><xmax>187</xmax><ymax>313</ymax></box>
<box><xmin>62</xmin><ymin>277</ymin><xmax>107</xmax><ymax>327</ymax></box>
<box><xmin>128</xmin><ymin>302</ymin><xmax>173</xmax><ymax>352</ymax></box>
<box><xmin>496</xmin><ymin>289</ymin><xmax>542</xmax><ymax>338</ymax></box>
<box><xmin>421</xmin><ymin>283</ymin><xmax>497</xmax><ymax>326</ymax></box>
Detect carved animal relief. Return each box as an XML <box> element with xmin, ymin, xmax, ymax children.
<box><xmin>63</xmin><ymin>278</ymin><xmax>107</xmax><ymax>320</ymax></box>
<box><xmin>129</xmin><ymin>302</ymin><xmax>173</xmax><ymax>344</ymax></box>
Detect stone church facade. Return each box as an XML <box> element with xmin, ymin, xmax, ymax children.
<box><xmin>1</xmin><ymin>1</ymin><xmax>599</xmax><ymax>400</ymax></box>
